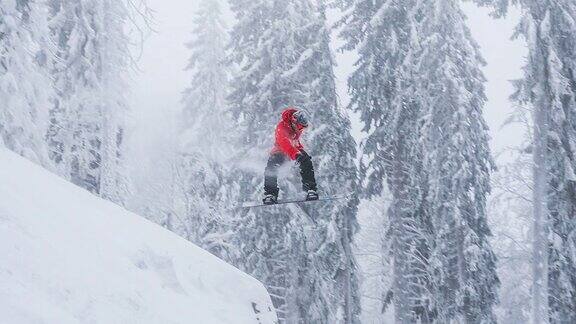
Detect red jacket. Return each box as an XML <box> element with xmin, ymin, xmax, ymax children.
<box><xmin>271</xmin><ymin>108</ymin><xmax>305</xmax><ymax>160</ymax></box>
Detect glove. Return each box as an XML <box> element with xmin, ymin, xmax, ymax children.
<box><xmin>296</xmin><ymin>150</ymin><xmax>311</xmax><ymax>163</ymax></box>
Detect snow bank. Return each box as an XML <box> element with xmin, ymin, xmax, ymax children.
<box><xmin>0</xmin><ymin>149</ymin><xmax>277</xmax><ymax>324</ymax></box>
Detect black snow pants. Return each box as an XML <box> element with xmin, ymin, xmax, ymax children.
<box><xmin>264</xmin><ymin>152</ymin><xmax>317</xmax><ymax>197</ymax></box>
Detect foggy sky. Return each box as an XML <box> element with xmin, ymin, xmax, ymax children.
<box><xmin>128</xmin><ymin>0</ymin><xmax>527</xmax><ymax>166</ymax></box>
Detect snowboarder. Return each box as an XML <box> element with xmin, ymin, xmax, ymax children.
<box><xmin>263</xmin><ymin>107</ymin><xmax>318</xmax><ymax>205</ymax></box>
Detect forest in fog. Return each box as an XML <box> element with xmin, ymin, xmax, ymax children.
<box><xmin>1</xmin><ymin>0</ymin><xmax>575</xmax><ymax>323</ymax></box>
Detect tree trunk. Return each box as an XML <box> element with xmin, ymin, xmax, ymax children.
<box><xmin>532</xmin><ymin>98</ymin><xmax>549</xmax><ymax>324</ymax></box>
<box><xmin>392</xmin><ymin>206</ymin><xmax>411</xmax><ymax>324</ymax></box>
<box><xmin>342</xmin><ymin>217</ymin><xmax>354</xmax><ymax>324</ymax></box>
<box><xmin>532</xmin><ymin>15</ymin><xmax>550</xmax><ymax>323</ymax></box>
<box><xmin>392</xmin><ymin>137</ymin><xmax>413</xmax><ymax>324</ymax></box>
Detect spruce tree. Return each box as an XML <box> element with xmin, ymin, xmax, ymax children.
<box><xmin>47</xmin><ymin>0</ymin><xmax>130</xmax><ymax>205</ymax></box>
<box><xmin>0</xmin><ymin>0</ymin><xmax>52</xmax><ymax>165</ymax></box>
<box><xmin>474</xmin><ymin>0</ymin><xmax>576</xmax><ymax>322</ymax></box>
<box><xmin>181</xmin><ymin>0</ymin><xmax>229</xmax><ymax>160</ymax></box>
<box><xmin>229</xmin><ymin>0</ymin><xmax>360</xmax><ymax>322</ymax></box>
<box><xmin>178</xmin><ymin>0</ymin><xmax>236</xmax><ymax>261</ymax></box>
<box><xmin>339</xmin><ymin>1</ymin><xmax>433</xmax><ymax>322</ymax></box>
<box><xmin>287</xmin><ymin>2</ymin><xmax>361</xmax><ymax>322</ymax></box>
<box><xmin>414</xmin><ymin>1</ymin><xmax>499</xmax><ymax>322</ymax></box>
<box><xmin>340</xmin><ymin>0</ymin><xmax>500</xmax><ymax>321</ymax></box>
<box><xmin>491</xmin><ymin>152</ymin><xmax>533</xmax><ymax>323</ymax></box>
<box><xmin>227</xmin><ymin>0</ymin><xmax>291</xmax><ymax>317</ymax></box>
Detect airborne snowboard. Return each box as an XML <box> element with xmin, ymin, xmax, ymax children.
<box><xmin>240</xmin><ymin>194</ymin><xmax>352</xmax><ymax>209</ymax></box>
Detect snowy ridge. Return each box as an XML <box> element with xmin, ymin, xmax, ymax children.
<box><xmin>0</xmin><ymin>149</ymin><xmax>277</xmax><ymax>324</ymax></box>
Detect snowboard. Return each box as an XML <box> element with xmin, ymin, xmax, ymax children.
<box><xmin>240</xmin><ymin>194</ymin><xmax>352</xmax><ymax>209</ymax></box>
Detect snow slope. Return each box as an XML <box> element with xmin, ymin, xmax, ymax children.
<box><xmin>0</xmin><ymin>149</ymin><xmax>277</xmax><ymax>324</ymax></box>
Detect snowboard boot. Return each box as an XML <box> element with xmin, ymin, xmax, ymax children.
<box><xmin>263</xmin><ymin>194</ymin><xmax>278</xmax><ymax>205</ymax></box>
<box><xmin>305</xmin><ymin>190</ymin><xmax>319</xmax><ymax>201</ymax></box>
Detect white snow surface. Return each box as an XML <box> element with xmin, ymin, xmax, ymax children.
<box><xmin>0</xmin><ymin>149</ymin><xmax>277</xmax><ymax>324</ymax></box>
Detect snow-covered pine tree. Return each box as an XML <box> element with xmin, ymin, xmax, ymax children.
<box><xmin>47</xmin><ymin>0</ymin><xmax>130</xmax><ymax>205</ymax></box>
<box><xmin>473</xmin><ymin>0</ymin><xmax>576</xmax><ymax>322</ymax></box>
<box><xmin>92</xmin><ymin>0</ymin><xmax>131</xmax><ymax>205</ymax></box>
<box><xmin>177</xmin><ymin>0</ymin><xmax>236</xmax><ymax>261</ymax></box>
<box><xmin>490</xmin><ymin>151</ymin><xmax>533</xmax><ymax>323</ymax></box>
<box><xmin>228</xmin><ymin>0</ymin><xmax>360</xmax><ymax>322</ymax></box>
<box><xmin>414</xmin><ymin>1</ymin><xmax>499</xmax><ymax>322</ymax></box>
<box><xmin>0</xmin><ymin>0</ymin><xmax>52</xmax><ymax>165</ymax></box>
<box><xmin>339</xmin><ymin>1</ymin><xmax>433</xmax><ymax>322</ymax></box>
<box><xmin>287</xmin><ymin>2</ymin><xmax>361</xmax><ymax>322</ymax></box>
<box><xmin>227</xmin><ymin>0</ymin><xmax>290</xmax><ymax>318</ymax></box>
<box><xmin>515</xmin><ymin>3</ymin><xmax>576</xmax><ymax>322</ymax></box>
<box><xmin>340</xmin><ymin>0</ymin><xmax>500</xmax><ymax>321</ymax></box>
<box><xmin>182</xmin><ymin>0</ymin><xmax>228</xmax><ymax>160</ymax></box>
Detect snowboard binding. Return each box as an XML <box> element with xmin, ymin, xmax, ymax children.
<box><xmin>305</xmin><ymin>190</ymin><xmax>319</xmax><ymax>201</ymax></box>
<box><xmin>263</xmin><ymin>194</ymin><xmax>278</xmax><ymax>205</ymax></box>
